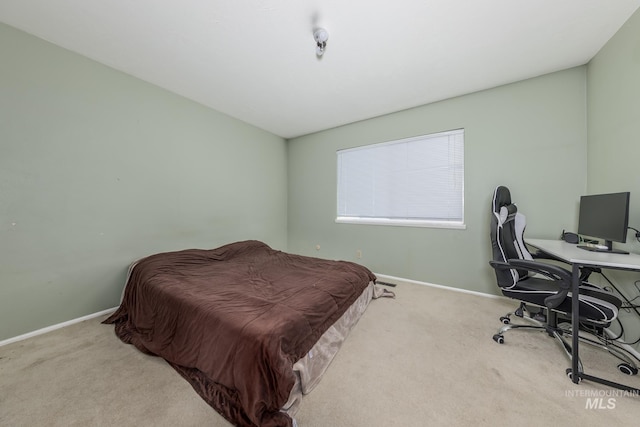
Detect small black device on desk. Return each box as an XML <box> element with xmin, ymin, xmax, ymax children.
<box><xmin>561</xmin><ymin>230</ymin><xmax>579</xmax><ymax>244</ymax></box>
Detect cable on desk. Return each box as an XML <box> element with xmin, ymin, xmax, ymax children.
<box><xmin>628</xmin><ymin>226</ymin><xmax>640</xmax><ymax>243</ymax></box>
<box><xmin>595</xmin><ymin>271</ymin><xmax>640</xmax><ymax>345</ymax></box>
<box><xmin>630</xmin><ymin>280</ymin><xmax>640</xmax><ymax>303</ymax></box>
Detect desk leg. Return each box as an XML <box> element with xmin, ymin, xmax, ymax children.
<box><xmin>568</xmin><ymin>264</ymin><xmax>640</xmax><ymax>392</ymax></box>
<box><xmin>571</xmin><ymin>263</ymin><xmax>581</xmax><ymax>383</ymax></box>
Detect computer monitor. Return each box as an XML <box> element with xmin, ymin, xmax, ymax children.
<box><xmin>577</xmin><ymin>191</ymin><xmax>630</xmax><ymax>254</ymax></box>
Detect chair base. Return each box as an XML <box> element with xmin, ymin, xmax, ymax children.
<box><xmin>493</xmin><ymin>302</ymin><xmax>638</xmax><ymax>377</ymax></box>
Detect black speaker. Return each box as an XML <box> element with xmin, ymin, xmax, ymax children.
<box><xmin>562</xmin><ymin>230</ymin><xmax>579</xmax><ymax>244</ymax></box>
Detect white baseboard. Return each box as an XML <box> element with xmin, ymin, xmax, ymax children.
<box><xmin>375</xmin><ymin>273</ymin><xmax>640</xmax><ymax>358</ymax></box>
<box><xmin>375</xmin><ymin>273</ymin><xmax>503</xmax><ymax>299</ymax></box>
<box><xmin>0</xmin><ymin>275</ymin><xmax>495</xmax><ymax>348</ymax></box>
<box><xmin>0</xmin><ymin>307</ymin><xmax>118</xmax><ymax>348</ymax></box>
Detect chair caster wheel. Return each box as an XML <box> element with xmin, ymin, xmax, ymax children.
<box><xmin>617</xmin><ymin>363</ymin><xmax>638</xmax><ymax>376</ymax></box>
<box><xmin>493</xmin><ymin>334</ymin><xmax>504</xmax><ymax>344</ymax></box>
<box><xmin>566</xmin><ymin>368</ymin><xmax>582</xmax><ymax>383</ymax></box>
<box><xmin>500</xmin><ymin>316</ymin><xmax>510</xmax><ymax>324</ymax></box>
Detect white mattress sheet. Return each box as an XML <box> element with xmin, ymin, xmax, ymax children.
<box><xmin>282</xmin><ymin>282</ymin><xmax>392</xmax><ymax>418</ymax></box>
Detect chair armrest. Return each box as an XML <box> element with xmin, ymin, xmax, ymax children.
<box><xmin>510</xmin><ymin>259</ymin><xmax>573</xmax><ymax>309</ymax></box>
<box><xmin>506</xmin><ymin>259</ymin><xmax>572</xmax><ymax>284</ymax></box>
<box><xmin>491</xmin><ymin>259</ymin><xmax>572</xmax><ymax>309</ymax></box>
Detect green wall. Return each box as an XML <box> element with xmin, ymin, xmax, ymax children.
<box><xmin>588</xmin><ymin>8</ymin><xmax>640</xmax><ymax>233</ymax></box>
<box><xmin>0</xmin><ymin>23</ymin><xmax>288</xmax><ymax>341</ymax></box>
<box><xmin>287</xmin><ymin>68</ymin><xmax>588</xmax><ymax>295</ymax></box>
<box><xmin>3</xmin><ymin>9</ymin><xmax>639</xmax><ymax>343</ymax></box>
<box><xmin>586</xmin><ymin>9</ymin><xmax>640</xmax><ymax>338</ymax></box>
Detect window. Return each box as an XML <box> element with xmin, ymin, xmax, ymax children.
<box><xmin>336</xmin><ymin>129</ymin><xmax>464</xmax><ymax>228</ymax></box>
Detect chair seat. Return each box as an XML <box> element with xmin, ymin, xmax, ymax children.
<box><xmin>501</xmin><ymin>276</ymin><xmax>619</xmax><ymax>323</ymax></box>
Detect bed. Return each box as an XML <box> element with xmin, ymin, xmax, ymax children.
<box><xmin>104</xmin><ymin>240</ymin><xmax>392</xmax><ymax>427</ymax></box>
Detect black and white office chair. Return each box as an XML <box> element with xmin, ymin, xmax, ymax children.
<box><xmin>489</xmin><ymin>185</ymin><xmax>638</xmax><ymax>376</ymax></box>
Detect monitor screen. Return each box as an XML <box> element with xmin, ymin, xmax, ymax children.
<box><xmin>577</xmin><ymin>192</ymin><xmax>630</xmax><ymax>253</ymax></box>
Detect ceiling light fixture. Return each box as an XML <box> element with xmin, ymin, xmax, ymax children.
<box><xmin>314</xmin><ymin>28</ymin><xmax>329</xmax><ymax>56</ymax></box>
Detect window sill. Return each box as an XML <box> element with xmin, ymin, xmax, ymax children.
<box><xmin>335</xmin><ymin>217</ymin><xmax>466</xmax><ymax>230</ymax></box>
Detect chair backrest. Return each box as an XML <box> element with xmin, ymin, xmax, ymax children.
<box><xmin>490</xmin><ymin>186</ymin><xmax>534</xmax><ymax>288</ymax></box>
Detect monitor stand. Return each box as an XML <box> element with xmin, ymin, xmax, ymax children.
<box><xmin>577</xmin><ymin>240</ymin><xmax>629</xmax><ymax>255</ymax></box>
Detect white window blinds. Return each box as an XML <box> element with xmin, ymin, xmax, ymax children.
<box><xmin>336</xmin><ymin>129</ymin><xmax>464</xmax><ymax>228</ymax></box>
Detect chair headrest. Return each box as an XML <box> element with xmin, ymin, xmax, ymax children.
<box><xmin>492</xmin><ymin>186</ymin><xmax>512</xmax><ymax>213</ymax></box>
<box><xmin>499</xmin><ymin>204</ymin><xmax>518</xmax><ymax>224</ymax></box>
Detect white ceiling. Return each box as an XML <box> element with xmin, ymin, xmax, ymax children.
<box><xmin>1</xmin><ymin>1</ymin><xmax>639</xmax><ymax>139</ymax></box>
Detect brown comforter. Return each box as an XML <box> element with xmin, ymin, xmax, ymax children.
<box><xmin>104</xmin><ymin>240</ymin><xmax>376</xmax><ymax>427</ymax></box>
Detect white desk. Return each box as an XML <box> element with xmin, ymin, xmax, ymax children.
<box><xmin>526</xmin><ymin>238</ymin><xmax>640</xmax><ymax>391</ymax></box>
<box><xmin>527</xmin><ymin>239</ymin><xmax>640</xmax><ymax>271</ymax></box>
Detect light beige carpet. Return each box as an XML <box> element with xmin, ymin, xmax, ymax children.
<box><xmin>2</xmin><ymin>280</ymin><xmax>640</xmax><ymax>426</ymax></box>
